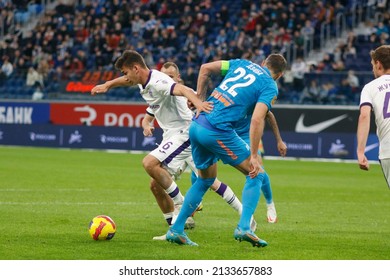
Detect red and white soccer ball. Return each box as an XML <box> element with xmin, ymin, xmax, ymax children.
<box><xmin>88</xmin><ymin>215</ymin><xmax>116</xmax><ymax>240</ymax></box>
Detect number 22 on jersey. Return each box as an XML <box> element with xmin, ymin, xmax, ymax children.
<box><xmin>219</xmin><ymin>67</ymin><xmax>257</xmax><ymax>97</ymax></box>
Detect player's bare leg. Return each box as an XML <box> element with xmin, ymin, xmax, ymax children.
<box><xmin>145</xmin><ymin>157</ymin><xmax>195</xmax><ymax>240</ymax></box>
<box><xmin>143</xmin><ymin>154</ymin><xmax>184</xmax><ymax>205</ymax></box>
<box><xmin>150</xmin><ymin>178</ymin><xmax>174</xmax><ymax>225</ymax></box>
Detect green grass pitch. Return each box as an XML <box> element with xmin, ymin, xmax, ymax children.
<box><xmin>0</xmin><ymin>146</ymin><xmax>389</xmax><ymax>260</ymax></box>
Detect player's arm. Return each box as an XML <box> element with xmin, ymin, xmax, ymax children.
<box><xmin>196</xmin><ymin>60</ymin><xmax>225</xmax><ymax>101</ymax></box>
<box><xmin>142</xmin><ymin>112</ymin><xmax>155</xmax><ymax>137</ymax></box>
<box><xmin>91</xmin><ymin>76</ymin><xmax>131</xmax><ymax>95</ymax></box>
<box><xmin>266</xmin><ymin>111</ymin><xmax>287</xmax><ymax>157</ymax></box>
<box><xmin>172</xmin><ymin>83</ymin><xmax>213</xmax><ymax>117</ymax></box>
<box><xmin>249</xmin><ymin>102</ymin><xmax>268</xmax><ymax>178</ymax></box>
<box><xmin>357</xmin><ymin>105</ymin><xmax>371</xmax><ymax>171</ymax></box>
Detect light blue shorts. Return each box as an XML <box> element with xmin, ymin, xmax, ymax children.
<box><xmin>189</xmin><ymin>116</ymin><xmax>250</xmax><ymax>170</ymax></box>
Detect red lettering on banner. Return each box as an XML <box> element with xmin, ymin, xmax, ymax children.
<box><xmin>64</xmin><ymin>71</ymin><xmax>120</xmax><ymax>93</ymax></box>
<box><xmin>50</xmin><ymin>103</ymin><xmax>152</xmax><ymax>127</ymax></box>
<box><xmin>66</xmin><ymin>82</ymin><xmax>95</xmax><ymax>93</ymax></box>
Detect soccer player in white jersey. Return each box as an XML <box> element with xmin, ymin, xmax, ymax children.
<box><xmin>357</xmin><ymin>45</ymin><xmax>390</xmax><ymax>189</ymax></box>
<box><xmin>91</xmin><ymin>50</ymin><xmax>212</xmax><ymax>232</ymax></box>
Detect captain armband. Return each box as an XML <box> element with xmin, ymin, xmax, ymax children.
<box><xmin>221</xmin><ymin>61</ymin><xmax>230</xmax><ymax>76</ymax></box>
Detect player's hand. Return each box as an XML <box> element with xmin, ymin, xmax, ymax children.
<box><xmin>249</xmin><ymin>154</ymin><xmax>264</xmax><ymax>178</ymax></box>
<box><xmin>358</xmin><ymin>154</ymin><xmax>369</xmax><ymax>171</ymax></box>
<box><xmin>277</xmin><ymin>141</ymin><xmax>287</xmax><ymax>157</ymax></box>
<box><xmin>91</xmin><ymin>84</ymin><xmax>109</xmax><ymax>95</ymax></box>
<box><xmin>143</xmin><ymin>127</ymin><xmax>155</xmax><ymax>137</ymax></box>
<box><xmin>194</xmin><ymin>101</ymin><xmax>213</xmax><ymax>118</ymax></box>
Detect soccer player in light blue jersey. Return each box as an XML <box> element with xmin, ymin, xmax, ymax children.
<box><xmin>166</xmin><ymin>54</ymin><xmax>287</xmax><ymax>247</ymax></box>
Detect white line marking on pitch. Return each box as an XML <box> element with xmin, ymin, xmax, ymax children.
<box><xmin>0</xmin><ymin>201</ymin><xmax>144</xmax><ymax>205</ymax></box>
<box><xmin>0</xmin><ymin>188</ymin><xmax>91</xmax><ymax>192</ymax></box>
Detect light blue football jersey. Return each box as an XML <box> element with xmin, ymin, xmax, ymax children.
<box><xmin>204</xmin><ymin>59</ymin><xmax>278</xmax><ymax>131</ymax></box>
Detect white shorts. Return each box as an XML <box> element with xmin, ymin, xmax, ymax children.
<box><xmin>149</xmin><ymin>130</ymin><xmax>196</xmax><ymax>180</ymax></box>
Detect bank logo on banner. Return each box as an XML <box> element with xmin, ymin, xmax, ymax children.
<box><xmin>100</xmin><ymin>134</ymin><xmax>129</xmax><ymax>144</ymax></box>
<box><xmin>0</xmin><ymin>102</ymin><xmax>50</xmax><ymax>124</ymax></box>
<box><xmin>30</xmin><ymin>132</ymin><xmax>56</xmax><ymax>142</ymax></box>
<box><xmin>69</xmin><ymin>130</ymin><xmax>82</xmax><ymax>144</ymax></box>
<box><xmin>74</xmin><ymin>105</ymin><xmax>97</xmax><ymax>126</ymax></box>
<box><xmin>0</xmin><ymin>106</ymin><xmax>33</xmax><ymax>124</ymax></box>
<box><xmin>328</xmin><ymin>139</ymin><xmax>349</xmax><ymax>156</ymax></box>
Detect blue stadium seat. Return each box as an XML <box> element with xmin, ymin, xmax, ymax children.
<box><xmin>14</xmin><ymin>10</ymin><xmax>30</xmax><ymax>24</ymax></box>
<box><xmin>28</xmin><ymin>3</ymin><xmax>43</xmax><ymax>16</ymax></box>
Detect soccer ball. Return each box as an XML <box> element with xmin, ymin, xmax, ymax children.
<box><xmin>88</xmin><ymin>215</ymin><xmax>116</xmax><ymax>240</ymax></box>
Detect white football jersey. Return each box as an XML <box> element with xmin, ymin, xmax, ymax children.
<box><xmin>360</xmin><ymin>74</ymin><xmax>390</xmax><ymax>159</ymax></box>
<box><xmin>139</xmin><ymin>70</ymin><xmax>194</xmax><ymax>137</ymax></box>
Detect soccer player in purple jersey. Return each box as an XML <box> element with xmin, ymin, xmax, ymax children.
<box><xmin>357</xmin><ymin>45</ymin><xmax>390</xmax><ymax>189</ymax></box>
<box><xmin>91</xmin><ymin>51</ymin><xmax>212</xmax><ymax>237</ymax></box>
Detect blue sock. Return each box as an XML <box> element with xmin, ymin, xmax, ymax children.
<box><xmin>238</xmin><ymin>173</ymin><xmax>264</xmax><ymax>231</ymax></box>
<box><xmin>171</xmin><ymin>177</ymin><xmax>215</xmax><ymax>233</ymax></box>
<box><xmin>260</xmin><ymin>171</ymin><xmax>273</xmax><ymax>204</ymax></box>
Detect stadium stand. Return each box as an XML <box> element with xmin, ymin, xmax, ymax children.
<box><xmin>0</xmin><ymin>0</ymin><xmax>388</xmax><ymax>104</ymax></box>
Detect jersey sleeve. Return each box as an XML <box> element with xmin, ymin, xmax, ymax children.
<box><xmin>223</xmin><ymin>59</ymin><xmax>241</xmax><ymax>76</ymax></box>
<box><xmin>257</xmin><ymin>84</ymin><xmax>278</xmax><ymax>110</ymax></box>
<box><xmin>146</xmin><ymin>107</ymin><xmax>155</xmax><ymax>116</ymax></box>
<box><xmin>156</xmin><ymin>81</ymin><xmax>176</xmax><ymax>96</ymax></box>
<box><xmin>151</xmin><ymin>71</ymin><xmax>177</xmax><ymax>97</ymax></box>
<box><xmin>221</xmin><ymin>60</ymin><xmax>230</xmax><ymax>76</ymax></box>
<box><xmin>359</xmin><ymin>84</ymin><xmax>373</xmax><ymax>108</ymax></box>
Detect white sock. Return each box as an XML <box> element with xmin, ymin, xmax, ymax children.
<box><xmin>165</xmin><ymin>181</ymin><xmax>184</xmax><ymax>205</ymax></box>
<box><xmin>163</xmin><ymin>212</ymin><xmax>173</xmax><ymax>226</ymax></box>
<box><xmin>267</xmin><ymin>202</ymin><xmax>276</xmax><ymax>211</ymax></box>
<box><xmin>215</xmin><ymin>182</ymin><xmax>242</xmax><ymax>214</ymax></box>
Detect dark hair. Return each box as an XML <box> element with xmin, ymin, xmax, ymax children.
<box><xmin>115</xmin><ymin>50</ymin><xmax>147</xmax><ymax>70</ymax></box>
<box><xmin>370</xmin><ymin>45</ymin><xmax>390</xmax><ymax>70</ymax></box>
<box><xmin>264</xmin><ymin>54</ymin><xmax>287</xmax><ymax>75</ymax></box>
